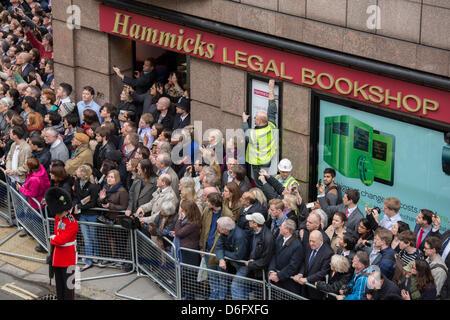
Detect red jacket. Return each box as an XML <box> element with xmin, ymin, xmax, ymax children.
<box><xmin>51</xmin><ymin>214</ymin><xmax>78</xmax><ymax>267</ymax></box>
<box><xmin>25</xmin><ymin>30</ymin><xmax>53</xmax><ymax>59</ymax></box>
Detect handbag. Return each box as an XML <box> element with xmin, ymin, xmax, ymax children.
<box><xmin>96</xmin><ymin>214</ymin><xmax>115</xmax><ymax>225</ymax></box>
<box><xmin>118</xmin><ymin>215</ymin><xmax>140</xmax><ymax>230</ymax></box>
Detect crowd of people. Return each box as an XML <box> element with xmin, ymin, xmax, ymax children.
<box><xmin>0</xmin><ymin>0</ymin><xmax>448</xmax><ymax>301</ymax></box>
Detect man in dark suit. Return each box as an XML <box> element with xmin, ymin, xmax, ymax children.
<box><xmin>299</xmin><ymin>211</ymin><xmax>331</xmax><ymax>250</ymax></box>
<box><xmin>154</xmin><ymin>97</ymin><xmax>174</xmax><ymax>130</ymax></box>
<box><xmin>172</xmin><ymin>96</ymin><xmax>190</xmax><ymax>131</ymax></box>
<box><xmin>268</xmin><ymin>219</ymin><xmax>304</xmax><ymax>294</ymax></box>
<box><xmin>318</xmin><ymin>187</ymin><xmax>364</xmax><ymax>235</ymax></box>
<box><xmin>414</xmin><ymin>209</ymin><xmax>442</xmax><ymax>251</ymax></box>
<box><xmin>237</xmin><ymin>191</ymin><xmax>268</xmax><ymax>235</ymax></box>
<box><xmin>294</xmin><ymin>230</ymin><xmax>334</xmax><ymax>300</ymax></box>
<box><xmin>16</xmin><ymin>52</ymin><xmax>34</xmax><ymax>80</ymax></box>
<box><xmin>441</xmin><ymin>229</ymin><xmax>450</xmax><ymax>269</ymax></box>
<box><xmin>113</xmin><ymin>58</ymin><xmax>156</xmax><ymax>94</ymax></box>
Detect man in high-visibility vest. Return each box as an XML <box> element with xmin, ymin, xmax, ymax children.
<box><xmin>242</xmin><ymin>79</ymin><xmax>278</xmax><ymax>187</ymax></box>
<box><xmin>257</xmin><ymin>159</ymin><xmax>300</xmax><ymax>201</ymax></box>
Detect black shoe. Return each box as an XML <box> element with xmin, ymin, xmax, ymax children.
<box><xmin>35</xmin><ymin>245</ymin><xmax>46</xmax><ymax>253</ymax></box>
<box><xmin>19</xmin><ymin>230</ymin><xmax>29</xmax><ymax>237</ymax></box>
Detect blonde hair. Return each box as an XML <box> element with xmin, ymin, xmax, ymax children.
<box><xmin>250</xmin><ymin>187</ymin><xmax>267</xmax><ymax>207</ymax></box>
<box><xmin>76</xmin><ymin>164</ymin><xmax>93</xmax><ymax>181</ymax></box>
<box><xmin>283</xmin><ymin>194</ymin><xmax>298</xmax><ymax>212</ymax></box>
<box><xmin>181</xmin><ymin>186</ymin><xmax>196</xmax><ymax>201</ymax></box>
<box><xmin>331</xmin><ymin>254</ymin><xmax>350</xmax><ymax>273</ymax></box>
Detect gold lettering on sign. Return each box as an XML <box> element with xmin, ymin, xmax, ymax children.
<box><xmin>302</xmin><ymin>68</ymin><xmax>316</xmax><ymax>86</ymax></box>
<box><xmin>317</xmin><ymin>73</ymin><xmax>334</xmax><ymax>90</ymax></box>
<box><xmin>223</xmin><ymin>47</ymin><xmax>234</xmax><ymax>65</ymax></box>
<box><xmin>335</xmin><ymin>78</ymin><xmax>353</xmax><ymax>95</ymax></box>
<box><xmin>402</xmin><ymin>95</ymin><xmax>422</xmax><ymax>113</ymax></box>
<box><xmin>280</xmin><ymin>63</ymin><xmax>293</xmax><ymax>80</ymax></box>
<box><xmin>112</xmin><ymin>13</ymin><xmax>131</xmax><ymax>36</ymax></box>
<box><xmin>235</xmin><ymin>51</ymin><xmax>248</xmax><ymax>68</ymax></box>
<box><xmin>422</xmin><ymin>99</ymin><xmax>439</xmax><ymax>115</ymax></box>
<box><xmin>385</xmin><ymin>89</ymin><xmax>402</xmax><ymax>109</ymax></box>
<box><xmin>248</xmin><ymin>55</ymin><xmax>263</xmax><ymax>72</ymax></box>
<box><xmin>264</xmin><ymin>59</ymin><xmax>280</xmax><ymax>77</ymax></box>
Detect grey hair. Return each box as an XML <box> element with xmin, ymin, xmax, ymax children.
<box><xmin>159</xmin><ymin>173</ymin><xmax>172</xmax><ymax>186</ymax></box>
<box><xmin>314</xmin><ymin>208</ymin><xmax>328</xmax><ymax>229</ymax></box>
<box><xmin>330</xmin><ymin>254</ymin><xmax>350</xmax><ymax>273</ymax></box>
<box><xmin>161</xmin><ymin>201</ymin><xmax>176</xmax><ymax>216</ymax></box>
<box><xmin>43</xmin><ymin>127</ymin><xmax>59</xmax><ymax>137</ymax></box>
<box><xmin>217</xmin><ymin>216</ymin><xmax>235</xmax><ymax>231</ymax></box>
<box><xmin>203</xmin><ymin>174</ymin><xmax>218</xmax><ymax>187</ymax></box>
<box><xmin>157</xmin><ymin>152</ymin><xmax>172</xmax><ymax>167</ymax></box>
<box><xmin>250</xmin><ymin>187</ymin><xmax>267</xmax><ymax>207</ymax></box>
<box><xmin>0</xmin><ymin>97</ymin><xmax>13</xmax><ymax>108</ymax></box>
<box><xmin>158</xmin><ymin>141</ymin><xmax>172</xmax><ymax>154</ymax></box>
<box><xmin>180</xmin><ymin>176</ymin><xmax>195</xmax><ymax>189</ymax></box>
<box><xmin>202</xmin><ymin>166</ymin><xmax>216</xmax><ymax>176</ymax></box>
<box><xmin>282</xmin><ymin>219</ymin><xmax>297</xmax><ymax>234</ymax></box>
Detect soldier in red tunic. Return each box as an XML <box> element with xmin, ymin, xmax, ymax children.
<box><xmin>45</xmin><ymin>187</ymin><xmax>79</xmax><ymax>300</ymax></box>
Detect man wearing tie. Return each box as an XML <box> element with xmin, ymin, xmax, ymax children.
<box><xmin>414</xmin><ymin>209</ymin><xmax>441</xmax><ymax>251</ymax></box>
<box><xmin>293</xmin><ymin>230</ymin><xmax>334</xmax><ymax>299</ymax></box>
<box><xmin>317</xmin><ymin>186</ymin><xmax>364</xmax><ymax>235</ymax></box>
<box><xmin>268</xmin><ymin>219</ymin><xmax>304</xmax><ymax>294</ymax></box>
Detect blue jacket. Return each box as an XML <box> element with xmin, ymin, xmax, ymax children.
<box><xmin>216</xmin><ymin>226</ymin><xmax>249</xmax><ymax>262</ymax></box>
<box><xmin>377</xmin><ymin>247</ymin><xmax>397</xmax><ymax>280</ymax></box>
<box><xmin>344</xmin><ymin>269</ymin><xmax>369</xmax><ymax>300</ymax></box>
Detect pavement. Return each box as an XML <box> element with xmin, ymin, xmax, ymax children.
<box><xmin>0</xmin><ymin>223</ymin><xmax>173</xmax><ymax>300</ymax></box>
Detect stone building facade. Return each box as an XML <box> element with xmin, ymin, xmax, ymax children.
<box><xmin>53</xmin><ymin>0</ymin><xmax>450</xmax><ymax>204</ymax></box>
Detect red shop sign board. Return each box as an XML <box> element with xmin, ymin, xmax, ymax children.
<box><xmin>99</xmin><ymin>4</ymin><xmax>450</xmax><ymax>124</ymax></box>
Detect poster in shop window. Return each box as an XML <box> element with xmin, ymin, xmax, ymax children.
<box><xmin>249</xmin><ymin>78</ymin><xmax>280</xmax><ymax>176</ymax></box>
<box><xmin>317</xmin><ymin>100</ymin><xmax>450</xmax><ymax>232</ymax></box>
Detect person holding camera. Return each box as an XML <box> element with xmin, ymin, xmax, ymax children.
<box><xmin>335</xmin><ymin>251</ymin><xmax>371</xmax><ymax>300</ymax></box>
<box><xmin>258</xmin><ymin>159</ymin><xmax>299</xmax><ymax>202</ymax></box>
<box><xmin>365</xmin><ymin>197</ymin><xmax>403</xmax><ymax>232</ymax></box>
<box><xmin>317</xmin><ymin>186</ymin><xmax>364</xmax><ymax>235</ymax></box>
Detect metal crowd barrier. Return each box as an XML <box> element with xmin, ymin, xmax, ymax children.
<box><xmin>0</xmin><ymin>178</ymin><xmax>48</xmax><ymax>263</ymax></box>
<box><xmin>47</xmin><ymin>210</ymin><xmax>136</xmax><ymax>282</ymax></box>
<box><xmin>115</xmin><ymin>230</ymin><xmax>178</xmax><ymax>300</ymax></box>
<box><xmin>0</xmin><ymin>178</ymin><xmax>13</xmax><ymax>227</ymax></box>
<box><xmin>304</xmin><ymin>281</ymin><xmax>339</xmax><ymax>299</ymax></box>
<box><xmin>267</xmin><ymin>281</ymin><xmax>309</xmax><ymax>300</ymax></box>
<box><xmin>0</xmin><ymin>178</ymin><xmax>333</xmax><ymax>300</ymax></box>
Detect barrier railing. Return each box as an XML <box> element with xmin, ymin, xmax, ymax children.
<box><xmin>0</xmin><ymin>178</ymin><xmax>13</xmax><ymax>227</ymax></box>
<box><xmin>0</xmin><ymin>177</ymin><xmax>48</xmax><ymax>263</ymax></box>
<box><xmin>0</xmin><ymin>178</ymin><xmax>325</xmax><ymax>300</ymax></box>
<box><xmin>115</xmin><ymin>231</ymin><xmax>178</xmax><ymax>300</ymax></box>
<box><xmin>47</xmin><ymin>212</ymin><xmax>136</xmax><ymax>282</ymax></box>
<box><xmin>304</xmin><ymin>281</ymin><xmax>339</xmax><ymax>299</ymax></box>
<box><xmin>267</xmin><ymin>281</ymin><xmax>309</xmax><ymax>300</ymax></box>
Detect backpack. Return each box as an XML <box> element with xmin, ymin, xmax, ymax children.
<box><xmin>326</xmin><ymin>184</ymin><xmax>343</xmax><ymax>205</ymax></box>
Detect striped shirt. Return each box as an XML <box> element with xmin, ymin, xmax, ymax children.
<box><xmin>398</xmin><ymin>248</ymin><xmax>424</xmax><ymax>265</ymax></box>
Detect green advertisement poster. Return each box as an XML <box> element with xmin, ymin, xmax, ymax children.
<box><xmin>318</xmin><ymin>100</ymin><xmax>450</xmax><ymax>232</ymax></box>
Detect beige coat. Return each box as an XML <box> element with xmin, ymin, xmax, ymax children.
<box><xmin>65</xmin><ymin>145</ymin><xmax>94</xmax><ymax>176</ymax></box>
<box><xmin>325</xmin><ymin>225</ymin><xmax>346</xmax><ymax>254</ymax></box>
<box><xmin>6</xmin><ymin>140</ymin><xmax>32</xmax><ymax>183</ymax></box>
<box><xmin>141</xmin><ymin>186</ymin><xmax>179</xmax><ymax>220</ymax></box>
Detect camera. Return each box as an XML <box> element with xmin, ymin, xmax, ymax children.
<box><xmin>340</xmin><ymin>284</ymin><xmax>353</xmax><ymax>296</ymax></box>
<box><xmin>371</xmin><ymin>207</ymin><xmax>381</xmax><ymax>214</ymax></box>
<box><xmin>291</xmin><ymin>186</ymin><xmax>298</xmax><ymax>194</ymax></box>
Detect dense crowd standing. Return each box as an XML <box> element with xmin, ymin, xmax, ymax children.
<box><xmin>0</xmin><ymin>0</ymin><xmax>448</xmax><ymax>301</ymax></box>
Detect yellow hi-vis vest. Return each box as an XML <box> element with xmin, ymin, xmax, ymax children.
<box><xmin>246</xmin><ymin>121</ymin><xmax>277</xmax><ymax>165</ymax></box>
<box><xmin>275</xmin><ymin>174</ymin><xmax>300</xmax><ymax>189</ymax></box>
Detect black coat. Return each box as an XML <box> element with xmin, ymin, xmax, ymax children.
<box><xmin>123</xmin><ymin>70</ymin><xmax>156</xmax><ymax>95</ymax></box>
<box><xmin>172</xmin><ymin>113</ymin><xmax>190</xmax><ymax>131</ymax></box>
<box><xmin>299</xmin><ymin>243</ymin><xmax>334</xmax><ymax>299</ymax></box>
<box><xmin>93</xmin><ymin>141</ymin><xmax>116</xmax><ymax>172</ymax></box>
<box><xmin>364</xmin><ymin>276</ymin><xmax>402</xmax><ymax>300</ymax></box>
<box><xmin>315</xmin><ymin>271</ymin><xmax>353</xmax><ymax>297</ymax></box>
<box><xmin>237</xmin><ymin>200</ymin><xmax>269</xmax><ymax>236</ymax></box>
<box><xmin>268</xmin><ymin>234</ymin><xmax>304</xmax><ymax>294</ymax></box>
<box><xmin>32</xmin><ymin>148</ymin><xmax>51</xmax><ymax>172</ymax></box>
<box><xmin>72</xmin><ymin>179</ymin><xmax>100</xmax><ymax>216</ymax></box>
<box><xmin>247</xmin><ymin>225</ymin><xmax>275</xmax><ymax>279</ymax></box>
<box><xmin>155</xmin><ymin>110</ymin><xmax>175</xmax><ymax>130</ymax></box>
<box><xmin>51</xmin><ymin>175</ymin><xmax>74</xmax><ymax>199</ymax></box>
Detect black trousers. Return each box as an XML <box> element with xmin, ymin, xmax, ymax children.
<box><xmin>53</xmin><ymin>266</ymin><xmax>75</xmax><ymax>300</ymax></box>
